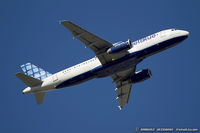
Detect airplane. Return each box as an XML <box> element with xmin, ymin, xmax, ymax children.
<box><xmin>15</xmin><ymin>20</ymin><xmax>189</xmax><ymax>109</ymax></box>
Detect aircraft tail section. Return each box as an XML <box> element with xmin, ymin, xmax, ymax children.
<box><xmin>34</xmin><ymin>92</ymin><xmax>46</xmax><ymax>105</ymax></box>
<box><xmin>16</xmin><ymin>62</ymin><xmax>52</xmax><ymax>105</ymax></box>
<box><xmin>20</xmin><ymin>63</ymin><xmax>52</xmax><ymax>80</ymax></box>
<box><xmin>16</xmin><ymin>72</ymin><xmax>46</xmax><ymax>105</ymax></box>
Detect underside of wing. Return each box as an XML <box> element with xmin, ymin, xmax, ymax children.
<box><xmin>61</xmin><ymin>20</ymin><xmax>113</xmax><ymax>64</ymax></box>
<box><xmin>111</xmin><ymin>66</ymin><xmax>136</xmax><ymax>109</ymax></box>
<box><xmin>116</xmin><ymin>83</ymin><xmax>132</xmax><ymax>109</ymax></box>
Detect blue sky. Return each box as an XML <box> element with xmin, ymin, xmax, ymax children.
<box><xmin>0</xmin><ymin>0</ymin><xmax>199</xmax><ymax>132</ymax></box>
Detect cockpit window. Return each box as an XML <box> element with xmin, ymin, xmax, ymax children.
<box><xmin>171</xmin><ymin>29</ymin><xmax>176</xmax><ymax>31</ymax></box>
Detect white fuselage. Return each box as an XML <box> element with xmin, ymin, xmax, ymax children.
<box><xmin>23</xmin><ymin>29</ymin><xmax>189</xmax><ymax>94</ymax></box>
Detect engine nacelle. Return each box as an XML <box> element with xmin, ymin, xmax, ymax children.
<box><xmin>130</xmin><ymin>69</ymin><xmax>152</xmax><ymax>84</ymax></box>
<box><xmin>107</xmin><ymin>39</ymin><xmax>132</xmax><ymax>54</ymax></box>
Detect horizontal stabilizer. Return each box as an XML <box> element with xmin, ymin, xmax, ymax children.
<box><xmin>34</xmin><ymin>92</ymin><xmax>45</xmax><ymax>105</ymax></box>
<box><xmin>15</xmin><ymin>72</ymin><xmax>43</xmax><ymax>87</ymax></box>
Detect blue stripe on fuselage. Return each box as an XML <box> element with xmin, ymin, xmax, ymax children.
<box><xmin>56</xmin><ymin>35</ymin><xmax>188</xmax><ymax>89</ymax></box>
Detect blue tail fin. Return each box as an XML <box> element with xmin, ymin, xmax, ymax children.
<box><xmin>20</xmin><ymin>63</ymin><xmax>52</xmax><ymax>80</ymax></box>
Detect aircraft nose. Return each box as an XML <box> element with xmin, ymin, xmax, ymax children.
<box><xmin>182</xmin><ymin>30</ymin><xmax>189</xmax><ymax>36</ymax></box>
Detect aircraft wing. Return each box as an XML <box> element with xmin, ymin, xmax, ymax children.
<box><xmin>61</xmin><ymin>20</ymin><xmax>113</xmax><ymax>64</ymax></box>
<box><xmin>111</xmin><ymin>66</ymin><xmax>136</xmax><ymax>109</ymax></box>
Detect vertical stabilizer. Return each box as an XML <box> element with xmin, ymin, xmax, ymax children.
<box><xmin>21</xmin><ymin>63</ymin><xmax>52</xmax><ymax>80</ymax></box>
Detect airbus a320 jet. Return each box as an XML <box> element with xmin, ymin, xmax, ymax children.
<box><xmin>16</xmin><ymin>21</ymin><xmax>189</xmax><ymax>109</ymax></box>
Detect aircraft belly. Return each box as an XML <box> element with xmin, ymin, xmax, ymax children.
<box><xmin>94</xmin><ymin>57</ymin><xmax>138</xmax><ymax>78</ymax></box>
<box><xmin>56</xmin><ymin>71</ymin><xmax>96</xmax><ymax>88</ymax></box>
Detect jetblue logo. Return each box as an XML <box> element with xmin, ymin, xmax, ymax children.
<box><xmin>132</xmin><ymin>34</ymin><xmax>156</xmax><ymax>45</ymax></box>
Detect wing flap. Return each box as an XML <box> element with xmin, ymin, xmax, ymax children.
<box><xmin>116</xmin><ymin>83</ymin><xmax>132</xmax><ymax>108</ymax></box>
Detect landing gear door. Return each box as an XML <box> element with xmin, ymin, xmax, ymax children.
<box><xmin>52</xmin><ymin>74</ymin><xmax>58</xmax><ymax>82</ymax></box>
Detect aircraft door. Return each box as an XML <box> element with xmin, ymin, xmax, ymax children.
<box><xmin>160</xmin><ymin>31</ymin><xmax>166</xmax><ymax>38</ymax></box>
<box><xmin>52</xmin><ymin>74</ymin><xmax>58</xmax><ymax>82</ymax></box>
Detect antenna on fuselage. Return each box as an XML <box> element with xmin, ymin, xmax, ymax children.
<box><xmin>128</xmin><ymin>39</ymin><xmax>131</xmax><ymax>45</ymax></box>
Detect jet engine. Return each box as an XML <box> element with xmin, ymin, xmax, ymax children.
<box><xmin>131</xmin><ymin>69</ymin><xmax>152</xmax><ymax>84</ymax></box>
<box><xmin>107</xmin><ymin>39</ymin><xmax>132</xmax><ymax>54</ymax></box>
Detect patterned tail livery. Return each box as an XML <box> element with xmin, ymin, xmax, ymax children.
<box><xmin>21</xmin><ymin>63</ymin><xmax>52</xmax><ymax>80</ymax></box>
